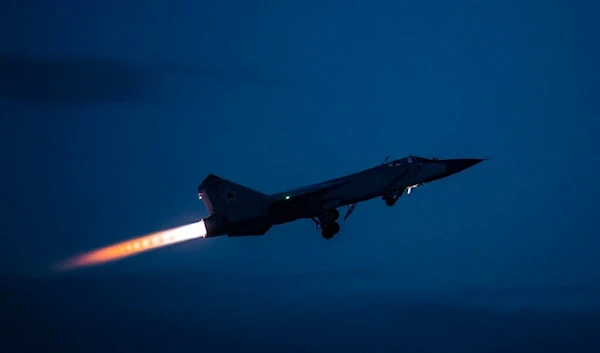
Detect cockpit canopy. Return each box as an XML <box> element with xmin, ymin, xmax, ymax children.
<box><xmin>385</xmin><ymin>155</ymin><xmax>437</xmax><ymax>167</ymax></box>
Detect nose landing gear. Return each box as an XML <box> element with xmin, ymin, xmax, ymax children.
<box><xmin>383</xmin><ymin>183</ymin><xmax>422</xmax><ymax>206</ymax></box>
<box><xmin>383</xmin><ymin>190</ymin><xmax>404</xmax><ymax>206</ymax></box>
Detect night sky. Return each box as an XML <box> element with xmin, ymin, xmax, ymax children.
<box><xmin>2</xmin><ymin>1</ymin><xmax>600</xmax><ymax>352</ymax></box>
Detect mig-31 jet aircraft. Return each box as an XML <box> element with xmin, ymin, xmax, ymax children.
<box><xmin>197</xmin><ymin>155</ymin><xmax>487</xmax><ymax>239</ymax></box>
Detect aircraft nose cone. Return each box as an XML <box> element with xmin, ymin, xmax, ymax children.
<box><xmin>444</xmin><ymin>158</ymin><xmax>484</xmax><ymax>176</ymax></box>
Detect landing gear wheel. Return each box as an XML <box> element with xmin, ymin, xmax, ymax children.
<box><xmin>384</xmin><ymin>190</ymin><xmax>404</xmax><ymax>206</ymax></box>
<box><xmin>322</xmin><ymin>230</ymin><xmax>335</xmax><ymax>239</ymax></box>
<box><xmin>326</xmin><ymin>208</ymin><xmax>340</xmax><ymax>222</ymax></box>
<box><xmin>321</xmin><ymin>221</ymin><xmax>340</xmax><ymax>239</ymax></box>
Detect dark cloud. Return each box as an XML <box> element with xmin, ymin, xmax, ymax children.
<box><xmin>0</xmin><ymin>53</ymin><xmax>156</xmax><ymax>104</ymax></box>
<box><xmin>0</xmin><ymin>53</ymin><xmax>293</xmax><ymax>105</ymax></box>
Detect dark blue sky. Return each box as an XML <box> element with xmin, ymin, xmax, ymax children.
<box><xmin>1</xmin><ymin>0</ymin><xmax>599</xmax><ymax>292</ymax></box>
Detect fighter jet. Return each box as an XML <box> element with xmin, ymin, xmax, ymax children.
<box><xmin>198</xmin><ymin>155</ymin><xmax>487</xmax><ymax>239</ymax></box>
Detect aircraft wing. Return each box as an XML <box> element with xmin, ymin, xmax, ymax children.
<box><xmin>269</xmin><ymin>178</ymin><xmax>351</xmax><ymax>208</ymax></box>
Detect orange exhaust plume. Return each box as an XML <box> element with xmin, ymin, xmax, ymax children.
<box><xmin>55</xmin><ymin>220</ymin><xmax>207</xmax><ymax>271</ymax></box>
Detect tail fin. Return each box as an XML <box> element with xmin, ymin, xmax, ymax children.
<box><xmin>197</xmin><ymin>174</ymin><xmax>269</xmax><ymax>218</ymax></box>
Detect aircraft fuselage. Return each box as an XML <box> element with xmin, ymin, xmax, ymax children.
<box><xmin>198</xmin><ymin>156</ymin><xmax>486</xmax><ymax>239</ymax></box>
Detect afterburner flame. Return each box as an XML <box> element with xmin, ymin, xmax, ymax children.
<box><xmin>55</xmin><ymin>220</ymin><xmax>207</xmax><ymax>271</ymax></box>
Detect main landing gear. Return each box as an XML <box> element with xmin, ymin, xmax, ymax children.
<box><xmin>320</xmin><ymin>222</ymin><xmax>341</xmax><ymax>239</ymax></box>
<box><xmin>311</xmin><ymin>202</ymin><xmax>357</xmax><ymax>239</ymax></box>
<box><xmin>311</xmin><ymin>208</ymin><xmax>341</xmax><ymax>239</ymax></box>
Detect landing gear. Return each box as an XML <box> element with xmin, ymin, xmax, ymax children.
<box><xmin>325</xmin><ymin>208</ymin><xmax>339</xmax><ymax>222</ymax></box>
<box><xmin>311</xmin><ymin>210</ymin><xmax>341</xmax><ymax>239</ymax></box>
<box><xmin>383</xmin><ymin>183</ymin><xmax>423</xmax><ymax>206</ymax></box>
<box><xmin>321</xmin><ymin>222</ymin><xmax>340</xmax><ymax>239</ymax></box>
<box><xmin>383</xmin><ymin>190</ymin><xmax>404</xmax><ymax>206</ymax></box>
<box><xmin>384</xmin><ymin>195</ymin><xmax>396</xmax><ymax>206</ymax></box>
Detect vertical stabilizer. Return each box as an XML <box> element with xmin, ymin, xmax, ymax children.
<box><xmin>197</xmin><ymin>174</ymin><xmax>269</xmax><ymax>221</ymax></box>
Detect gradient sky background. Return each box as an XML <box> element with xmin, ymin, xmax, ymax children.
<box><xmin>1</xmin><ymin>0</ymin><xmax>599</xmax><ymax>293</ymax></box>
